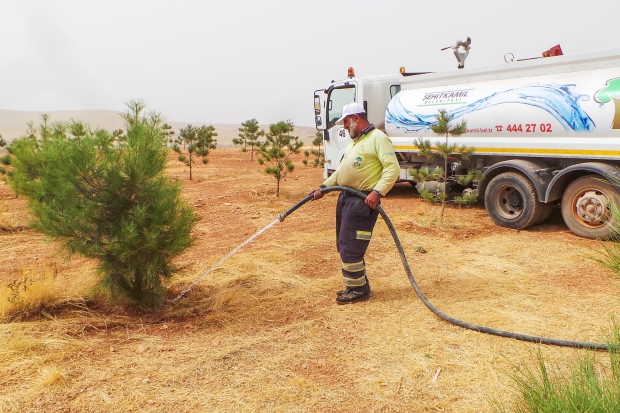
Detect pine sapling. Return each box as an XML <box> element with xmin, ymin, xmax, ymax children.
<box><xmin>303</xmin><ymin>131</ymin><xmax>325</xmax><ymax>167</ymax></box>
<box><xmin>8</xmin><ymin>100</ymin><xmax>198</xmax><ymax>308</ymax></box>
<box><xmin>234</xmin><ymin>118</ymin><xmax>264</xmax><ymax>161</ymax></box>
<box><xmin>172</xmin><ymin>124</ymin><xmax>217</xmax><ymax>180</ymax></box>
<box><xmin>408</xmin><ymin>109</ymin><xmax>477</xmax><ymax>221</ymax></box>
<box><xmin>258</xmin><ymin>120</ymin><xmax>303</xmax><ymax>197</ymax></box>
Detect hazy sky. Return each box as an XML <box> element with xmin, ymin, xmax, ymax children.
<box><xmin>1</xmin><ymin>0</ymin><xmax>618</xmax><ymax>126</ymax></box>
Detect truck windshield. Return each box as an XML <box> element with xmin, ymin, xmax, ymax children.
<box><xmin>327</xmin><ymin>86</ymin><xmax>355</xmax><ymax>129</ymax></box>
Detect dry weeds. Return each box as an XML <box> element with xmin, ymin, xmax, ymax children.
<box><xmin>1</xmin><ymin>148</ymin><xmax>619</xmax><ymax>412</ymax></box>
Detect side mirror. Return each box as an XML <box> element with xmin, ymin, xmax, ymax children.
<box><xmin>314</xmin><ymin>89</ymin><xmax>328</xmax><ymax>131</ymax></box>
<box><xmin>314</xmin><ymin>95</ymin><xmax>321</xmax><ymax>115</ymax></box>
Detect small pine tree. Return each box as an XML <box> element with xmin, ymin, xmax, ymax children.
<box><xmin>234</xmin><ymin>118</ymin><xmax>264</xmax><ymax>161</ymax></box>
<box><xmin>8</xmin><ymin>100</ymin><xmax>198</xmax><ymax>308</ymax></box>
<box><xmin>409</xmin><ymin>109</ymin><xmax>477</xmax><ymax>221</ymax></box>
<box><xmin>162</xmin><ymin>123</ymin><xmax>175</xmax><ymax>145</ymax></box>
<box><xmin>258</xmin><ymin>120</ymin><xmax>303</xmax><ymax>197</ymax></box>
<box><xmin>172</xmin><ymin>125</ymin><xmax>197</xmax><ymax>179</ymax></box>
<box><xmin>303</xmin><ymin>131</ymin><xmax>325</xmax><ymax>167</ymax></box>
<box><xmin>172</xmin><ymin>124</ymin><xmax>217</xmax><ymax>180</ymax></box>
<box><xmin>196</xmin><ymin>125</ymin><xmax>218</xmax><ymax>160</ymax></box>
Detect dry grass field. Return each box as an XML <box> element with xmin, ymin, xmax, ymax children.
<box><xmin>1</xmin><ymin>148</ymin><xmax>620</xmax><ymax>412</ymax></box>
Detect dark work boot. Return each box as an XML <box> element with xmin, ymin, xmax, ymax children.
<box><xmin>336</xmin><ymin>280</ymin><xmax>370</xmax><ymax>297</ymax></box>
<box><xmin>336</xmin><ymin>283</ymin><xmax>370</xmax><ymax>305</ymax></box>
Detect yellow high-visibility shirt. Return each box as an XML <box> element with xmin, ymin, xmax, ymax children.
<box><xmin>322</xmin><ymin>127</ymin><xmax>400</xmax><ymax>196</ymax></box>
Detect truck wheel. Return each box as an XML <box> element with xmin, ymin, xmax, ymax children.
<box><xmin>534</xmin><ymin>202</ymin><xmax>555</xmax><ymax>225</ymax></box>
<box><xmin>484</xmin><ymin>172</ymin><xmax>547</xmax><ymax>230</ymax></box>
<box><xmin>561</xmin><ymin>174</ymin><xmax>620</xmax><ymax>240</ymax></box>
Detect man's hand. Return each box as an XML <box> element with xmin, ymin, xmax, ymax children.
<box><xmin>308</xmin><ymin>187</ymin><xmax>324</xmax><ymax>200</ymax></box>
<box><xmin>365</xmin><ymin>191</ymin><xmax>380</xmax><ymax>209</ymax></box>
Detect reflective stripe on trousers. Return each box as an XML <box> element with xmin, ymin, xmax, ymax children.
<box><xmin>336</xmin><ymin>191</ymin><xmax>380</xmax><ymax>287</ymax></box>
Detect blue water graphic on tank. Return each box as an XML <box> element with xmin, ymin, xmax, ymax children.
<box><xmin>385</xmin><ymin>84</ymin><xmax>595</xmax><ymax>133</ymax></box>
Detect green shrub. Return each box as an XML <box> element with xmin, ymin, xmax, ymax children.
<box><xmin>491</xmin><ymin>322</ymin><xmax>620</xmax><ymax>412</ymax></box>
<box><xmin>8</xmin><ymin>101</ymin><xmax>198</xmax><ymax>308</ymax></box>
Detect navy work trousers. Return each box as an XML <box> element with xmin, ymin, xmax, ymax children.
<box><xmin>335</xmin><ymin>191</ymin><xmax>380</xmax><ymax>288</ymax></box>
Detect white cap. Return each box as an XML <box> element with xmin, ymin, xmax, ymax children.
<box><xmin>335</xmin><ymin>102</ymin><xmax>365</xmax><ymax>125</ymax></box>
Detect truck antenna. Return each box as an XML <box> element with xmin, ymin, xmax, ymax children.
<box><xmin>441</xmin><ymin>37</ymin><xmax>471</xmax><ymax>69</ymax></box>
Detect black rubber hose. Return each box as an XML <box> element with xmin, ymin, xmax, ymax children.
<box><xmin>281</xmin><ymin>186</ymin><xmax>609</xmax><ymax>351</ymax></box>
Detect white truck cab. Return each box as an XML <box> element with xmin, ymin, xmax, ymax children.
<box><xmin>314</xmin><ymin>69</ymin><xmax>404</xmax><ymax>179</ymax></box>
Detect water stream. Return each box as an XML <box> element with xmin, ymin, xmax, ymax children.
<box><xmin>171</xmin><ymin>217</ymin><xmax>281</xmax><ymax>302</ymax></box>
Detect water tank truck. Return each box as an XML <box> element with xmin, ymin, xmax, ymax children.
<box><xmin>314</xmin><ymin>43</ymin><xmax>620</xmax><ymax>239</ymax></box>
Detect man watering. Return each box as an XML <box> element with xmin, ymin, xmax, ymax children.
<box><xmin>309</xmin><ymin>102</ymin><xmax>400</xmax><ymax>305</ymax></box>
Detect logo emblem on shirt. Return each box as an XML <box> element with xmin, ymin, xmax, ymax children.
<box><xmin>353</xmin><ymin>156</ymin><xmax>362</xmax><ymax>168</ymax></box>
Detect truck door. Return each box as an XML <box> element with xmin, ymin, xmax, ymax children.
<box><xmin>323</xmin><ymin>84</ymin><xmax>356</xmax><ymax>177</ymax></box>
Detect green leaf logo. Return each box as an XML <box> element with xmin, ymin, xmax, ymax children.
<box><xmin>595</xmin><ymin>78</ymin><xmax>620</xmax><ymax>129</ymax></box>
<box><xmin>595</xmin><ymin>78</ymin><xmax>620</xmax><ymax>104</ymax></box>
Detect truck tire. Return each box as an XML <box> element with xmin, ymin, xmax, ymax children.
<box><xmin>561</xmin><ymin>174</ymin><xmax>620</xmax><ymax>240</ymax></box>
<box><xmin>536</xmin><ymin>203</ymin><xmax>555</xmax><ymax>225</ymax></box>
<box><xmin>484</xmin><ymin>172</ymin><xmax>548</xmax><ymax>230</ymax></box>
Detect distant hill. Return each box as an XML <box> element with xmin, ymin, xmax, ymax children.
<box><xmin>0</xmin><ymin>109</ymin><xmax>319</xmax><ymax>148</ymax></box>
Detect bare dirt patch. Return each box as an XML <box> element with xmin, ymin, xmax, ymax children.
<box><xmin>1</xmin><ymin>148</ymin><xmax>620</xmax><ymax>412</ymax></box>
